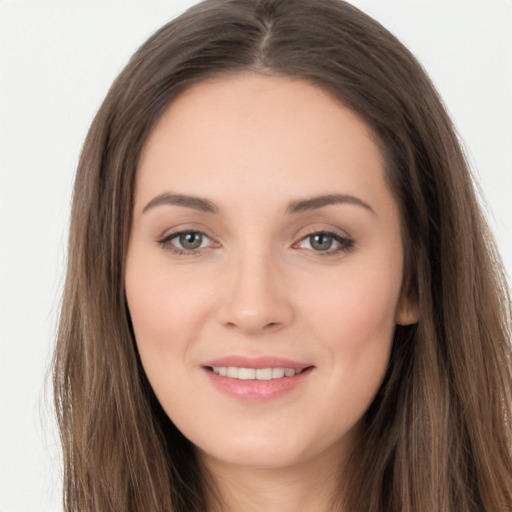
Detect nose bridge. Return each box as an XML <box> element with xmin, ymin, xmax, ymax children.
<box><xmin>217</xmin><ymin>238</ymin><xmax>293</xmax><ymax>333</ymax></box>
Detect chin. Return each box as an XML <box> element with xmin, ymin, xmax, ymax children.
<box><xmin>200</xmin><ymin>440</ymin><xmax>310</xmax><ymax>470</ymax></box>
<box><xmin>190</xmin><ymin>421</ymin><xmax>355</xmax><ymax>471</ymax></box>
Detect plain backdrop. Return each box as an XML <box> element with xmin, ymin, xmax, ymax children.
<box><xmin>1</xmin><ymin>1</ymin><xmax>511</xmax><ymax>511</ymax></box>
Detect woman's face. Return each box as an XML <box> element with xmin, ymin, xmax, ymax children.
<box><xmin>125</xmin><ymin>74</ymin><xmax>417</xmax><ymax>471</ymax></box>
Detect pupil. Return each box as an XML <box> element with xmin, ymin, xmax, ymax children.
<box><xmin>311</xmin><ymin>234</ymin><xmax>333</xmax><ymax>251</ymax></box>
<box><xmin>180</xmin><ymin>232</ymin><xmax>202</xmax><ymax>249</ymax></box>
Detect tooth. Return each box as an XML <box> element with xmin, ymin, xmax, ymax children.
<box><xmin>256</xmin><ymin>368</ymin><xmax>272</xmax><ymax>380</ymax></box>
<box><xmin>272</xmin><ymin>368</ymin><xmax>285</xmax><ymax>379</ymax></box>
<box><xmin>213</xmin><ymin>366</ymin><xmax>304</xmax><ymax>379</ymax></box>
<box><xmin>239</xmin><ymin>368</ymin><xmax>256</xmax><ymax>380</ymax></box>
<box><xmin>227</xmin><ymin>367</ymin><xmax>239</xmax><ymax>378</ymax></box>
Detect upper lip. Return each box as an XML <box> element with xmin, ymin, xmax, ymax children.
<box><xmin>201</xmin><ymin>355</ymin><xmax>313</xmax><ymax>370</ymax></box>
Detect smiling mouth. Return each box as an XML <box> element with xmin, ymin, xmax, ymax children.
<box><xmin>206</xmin><ymin>366</ymin><xmax>311</xmax><ymax>380</ymax></box>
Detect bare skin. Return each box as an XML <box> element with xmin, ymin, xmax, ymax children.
<box><xmin>125</xmin><ymin>74</ymin><xmax>418</xmax><ymax>511</ymax></box>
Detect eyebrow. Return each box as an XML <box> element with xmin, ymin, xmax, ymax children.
<box><xmin>286</xmin><ymin>194</ymin><xmax>375</xmax><ymax>215</ymax></box>
<box><xmin>142</xmin><ymin>192</ymin><xmax>374</xmax><ymax>216</ymax></box>
<box><xmin>142</xmin><ymin>193</ymin><xmax>219</xmax><ymax>214</ymax></box>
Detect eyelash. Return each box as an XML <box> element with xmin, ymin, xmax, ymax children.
<box><xmin>156</xmin><ymin>230</ymin><xmax>355</xmax><ymax>257</ymax></box>
<box><xmin>296</xmin><ymin>231</ymin><xmax>355</xmax><ymax>256</ymax></box>
<box><xmin>157</xmin><ymin>229</ymin><xmax>214</xmax><ymax>256</ymax></box>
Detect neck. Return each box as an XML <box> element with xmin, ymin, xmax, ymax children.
<box><xmin>200</xmin><ymin>446</ymin><xmax>349</xmax><ymax>512</ymax></box>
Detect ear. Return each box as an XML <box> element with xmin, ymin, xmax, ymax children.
<box><xmin>395</xmin><ymin>290</ymin><xmax>419</xmax><ymax>326</ymax></box>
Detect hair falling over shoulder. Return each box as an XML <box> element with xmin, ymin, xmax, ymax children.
<box><xmin>53</xmin><ymin>0</ymin><xmax>512</xmax><ymax>510</ymax></box>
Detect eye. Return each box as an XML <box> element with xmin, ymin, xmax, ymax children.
<box><xmin>306</xmin><ymin>233</ymin><xmax>335</xmax><ymax>251</ymax></box>
<box><xmin>296</xmin><ymin>231</ymin><xmax>354</xmax><ymax>255</ymax></box>
<box><xmin>157</xmin><ymin>230</ymin><xmax>216</xmax><ymax>254</ymax></box>
<box><xmin>177</xmin><ymin>232</ymin><xmax>207</xmax><ymax>250</ymax></box>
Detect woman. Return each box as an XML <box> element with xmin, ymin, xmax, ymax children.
<box><xmin>53</xmin><ymin>0</ymin><xmax>512</xmax><ymax>510</ymax></box>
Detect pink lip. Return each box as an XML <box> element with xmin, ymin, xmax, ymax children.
<box><xmin>202</xmin><ymin>355</ymin><xmax>312</xmax><ymax>370</ymax></box>
<box><xmin>201</xmin><ymin>356</ymin><xmax>314</xmax><ymax>402</ymax></box>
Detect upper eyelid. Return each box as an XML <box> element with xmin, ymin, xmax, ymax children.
<box><xmin>157</xmin><ymin>227</ymin><xmax>350</xmax><ymax>240</ymax></box>
<box><xmin>295</xmin><ymin>230</ymin><xmax>354</xmax><ymax>247</ymax></box>
<box><xmin>156</xmin><ymin>223</ymin><xmax>215</xmax><ymax>240</ymax></box>
<box><xmin>155</xmin><ymin>225</ymin><xmax>354</xmax><ymax>247</ymax></box>
<box><xmin>293</xmin><ymin>224</ymin><xmax>352</xmax><ymax>241</ymax></box>
<box><xmin>158</xmin><ymin>229</ymin><xmax>215</xmax><ymax>245</ymax></box>
<box><xmin>160</xmin><ymin>228</ymin><xmax>209</xmax><ymax>239</ymax></box>
<box><xmin>157</xmin><ymin>230</ymin><xmax>218</xmax><ymax>256</ymax></box>
<box><xmin>300</xmin><ymin>229</ymin><xmax>350</xmax><ymax>238</ymax></box>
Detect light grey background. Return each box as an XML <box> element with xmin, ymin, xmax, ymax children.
<box><xmin>1</xmin><ymin>1</ymin><xmax>511</xmax><ymax>511</ymax></box>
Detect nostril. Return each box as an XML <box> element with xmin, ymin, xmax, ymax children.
<box><xmin>217</xmin><ymin>296</ymin><xmax>294</xmax><ymax>333</ymax></box>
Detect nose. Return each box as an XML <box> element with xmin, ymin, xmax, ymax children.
<box><xmin>216</xmin><ymin>246</ymin><xmax>294</xmax><ymax>335</ymax></box>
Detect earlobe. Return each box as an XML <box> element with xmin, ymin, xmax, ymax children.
<box><xmin>395</xmin><ymin>294</ymin><xmax>419</xmax><ymax>326</ymax></box>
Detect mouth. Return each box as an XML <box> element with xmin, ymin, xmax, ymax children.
<box><xmin>201</xmin><ymin>357</ymin><xmax>315</xmax><ymax>401</ymax></box>
<box><xmin>206</xmin><ymin>366</ymin><xmax>308</xmax><ymax>380</ymax></box>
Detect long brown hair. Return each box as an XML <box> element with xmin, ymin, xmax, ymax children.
<box><xmin>53</xmin><ymin>0</ymin><xmax>512</xmax><ymax>510</ymax></box>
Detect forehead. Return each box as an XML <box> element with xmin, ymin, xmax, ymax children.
<box><xmin>135</xmin><ymin>73</ymin><xmax>393</xmax><ymax>216</ymax></box>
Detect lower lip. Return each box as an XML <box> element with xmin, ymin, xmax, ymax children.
<box><xmin>203</xmin><ymin>367</ymin><xmax>313</xmax><ymax>402</ymax></box>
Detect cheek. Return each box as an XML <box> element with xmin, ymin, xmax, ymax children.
<box><xmin>303</xmin><ymin>257</ymin><xmax>402</xmax><ymax>411</ymax></box>
<box><xmin>306</xmin><ymin>258</ymin><xmax>402</xmax><ymax>346</ymax></box>
<box><xmin>125</xmin><ymin>256</ymin><xmax>212</xmax><ymax>354</ymax></box>
<box><xmin>125</xmin><ymin>255</ymin><xmax>212</xmax><ymax>416</ymax></box>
